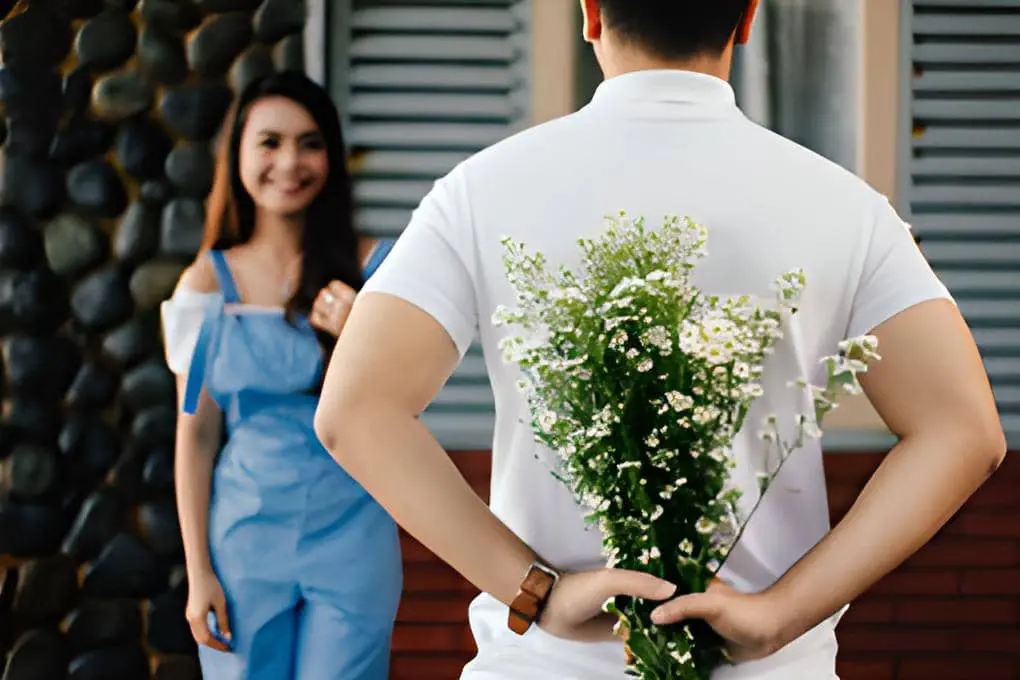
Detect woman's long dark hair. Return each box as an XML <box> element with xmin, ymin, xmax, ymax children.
<box><xmin>200</xmin><ymin>70</ymin><xmax>362</xmax><ymax>356</ymax></box>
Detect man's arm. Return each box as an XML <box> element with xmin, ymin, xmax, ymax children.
<box><xmin>315</xmin><ymin>292</ymin><xmax>676</xmax><ymax>636</ymax></box>
<box><xmin>314</xmin><ymin>292</ymin><xmax>539</xmax><ymax>606</ymax></box>
<box><xmin>766</xmin><ymin>298</ymin><xmax>1005</xmax><ymax>644</ymax></box>
<box><xmin>650</xmin><ymin>298</ymin><xmax>1005</xmax><ymax>654</ymax></box>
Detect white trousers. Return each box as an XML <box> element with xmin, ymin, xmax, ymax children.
<box><xmin>460</xmin><ymin>606</ymin><xmax>845</xmax><ymax>680</ymax></box>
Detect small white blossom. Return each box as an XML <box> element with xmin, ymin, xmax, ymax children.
<box><xmin>696</xmin><ymin>517</ymin><xmax>716</xmax><ymax>534</ymax></box>
<box><xmin>538</xmin><ymin>411</ymin><xmax>558</xmax><ymax>433</ymax></box>
<box><xmin>670</xmin><ymin>650</ymin><xmax>693</xmax><ymax>665</ymax></box>
<box><xmin>665</xmin><ymin>391</ymin><xmax>694</xmax><ymax>412</ymax></box>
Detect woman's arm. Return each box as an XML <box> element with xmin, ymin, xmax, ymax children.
<box><xmin>174</xmin><ymin>383</ymin><xmax>223</xmax><ymax>581</ymax></box>
<box><xmin>169</xmin><ymin>259</ymin><xmax>225</xmax><ymax>583</ymax></box>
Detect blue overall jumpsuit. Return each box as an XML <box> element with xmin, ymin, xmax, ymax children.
<box><xmin>180</xmin><ymin>244</ymin><xmax>401</xmax><ymax>679</ymax></box>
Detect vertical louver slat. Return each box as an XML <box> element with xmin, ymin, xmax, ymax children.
<box><xmin>339</xmin><ymin>0</ymin><xmax>531</xmax><ymax>449</ymax></box>
<box><xmin>904</xmin><ymin>0</ymin><xmax>1020</xmax><ymax>442</ymax></box>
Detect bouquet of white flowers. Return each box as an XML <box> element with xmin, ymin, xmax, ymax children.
<box><xmin>494</xmin><ymin>213</ymin><xmax>879</xmax><ymax>679</ymax></box>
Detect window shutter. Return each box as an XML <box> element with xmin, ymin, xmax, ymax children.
<box><xmin>902</xmin><ymin>0</ymin><xmax>1020</xmax><ymax>444</ymax></box>
<box><xmin>333</xmin><ymin>0</ymin><xmax>531</xmax><ymax>449</ymax></box>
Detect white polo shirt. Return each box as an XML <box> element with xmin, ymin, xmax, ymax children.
<box><xmin>363</xmin><ymin>70</ymin><xmax>951</xmax><ymax>679</ymax></box>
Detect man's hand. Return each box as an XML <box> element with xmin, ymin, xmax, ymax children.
<box><xmin>537</xmin><ymin>569</ymin><xmax>677</xmax><ymax>642</ymax></box>
<box><xmin>539</xmin><ymin>572</ymin><xmax>784</xmax><ymax>663</ymax></box>
<box><xmin>648</xmin><ymin>579</ymin><xmax>785</xmax><ymax>663</ymax></box>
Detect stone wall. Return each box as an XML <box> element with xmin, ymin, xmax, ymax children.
<box><xmin>0</xmin><ymin>1</ymin><xmax>306</xmax><ymax>678</ymax></box>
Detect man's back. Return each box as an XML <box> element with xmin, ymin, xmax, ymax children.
<box><xmin>365</xmin><ymin>69</ymin><xmax>950</xmax><ymax>678</ymax></box>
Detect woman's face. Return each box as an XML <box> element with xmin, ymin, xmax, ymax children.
<box><xmin>238</xmin><ymin>96</ymin><xmax>329</xmax><ymax>217</ymax></box>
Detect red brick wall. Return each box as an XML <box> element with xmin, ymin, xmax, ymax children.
<box><xmin>392</xmin><ymin>454</ymin><xmax>488</xmax><ymax>679</ymax></box>
<box><xmin>391</xmin><ymin>452</ymin><xmax>1020</xmax><ymax>680</ymax></box>
<box><xmin>830</xmin><ymin>453</ymin><xmax>1020</xmax><ymax>680</ymax></box>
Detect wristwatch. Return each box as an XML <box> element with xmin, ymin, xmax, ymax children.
<box><xmin>508</xmin><ymin>561</ymin><xmax>560</xmax><ymax>635</ymax></box>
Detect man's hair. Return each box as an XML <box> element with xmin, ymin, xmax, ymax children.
<box><xmin>598</xmin><ymin>0</ymin><xmax>751</xmax><ymax>60</ymax></box>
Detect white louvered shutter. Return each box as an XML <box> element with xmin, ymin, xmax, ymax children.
<box><xmin>901</xmin><ymin>0</ymin><xmax>1020</xmax><ymax>444</ymax></box>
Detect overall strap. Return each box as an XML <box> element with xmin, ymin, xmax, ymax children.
<box><xmin>181</xmin><ymin>250</ymin><xmax>237</xmax><ymax>414</ymax></box>
<box><xmin>363</xmin><ymin>238</ymin><xmax>396</xmax><ymax>279</ymax></box>
<box><xmin>209</xmin><ymin>250</ymin><xmax>242</xmax><ymax>304</ymax></box>
<box><xmin>181</xmin><ymin>302</ymin><xmax>220</xmax><ymax>415</ymax></box>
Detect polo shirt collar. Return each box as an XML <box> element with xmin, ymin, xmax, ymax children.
<box><xmin>590</xmin><ymin>69</ymin><xmax>738</xmax><ymax>110</ymax></box>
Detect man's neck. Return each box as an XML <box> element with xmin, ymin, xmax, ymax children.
<box><xmin>600</xmin><ymin>48</ymin><xmax>734</xmax><ymax>83</ymax></box>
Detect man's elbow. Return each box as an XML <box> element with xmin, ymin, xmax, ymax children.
<box><xmin>977</xmin><ymin>420</ymin><xmax>1008</xmax><ymax>473</ymax></box>
<box><xmin>951</xmin><ymin>408</ymin><xmax>1007</xmax><ymax>474</ymax></box>
<box><xmin>314</xmin><ymin>400</ymin><xmax>357</xmax><ymax>462</ymax></box>
<box><xmin>900</xmin><ymin>402</ymin><xmax>1007</xmax><ymax>474</ymax></box>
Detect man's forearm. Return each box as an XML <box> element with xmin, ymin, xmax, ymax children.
<box><xmin>319</xmin><ymin>405</ymin><xmax>537</xmax><ymax>606</ymax></box>
<box><xmin>767</xmin><ymin>428</ymin><xmax>1003</xmax><ymax>644</ymax></box>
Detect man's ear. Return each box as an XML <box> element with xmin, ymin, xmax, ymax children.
<box><xmin>580</xmin><ymin>0</ymin><xmax>603</xmax><ymax>43</ymax></box>
<box><xmin>735</xmin><ymin>0</ymin><xmax>760</xmax><ymax>45</ymax></box>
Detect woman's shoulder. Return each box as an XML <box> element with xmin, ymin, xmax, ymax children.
<box><xmin>176</xmin><ymin>252</ymin><xmax>220</xmax><ymax>295</ymax></box>
<box><xmin>162</xmin><ymin>255</ymin><xmax>224</xmax><ymax>324</ymax></box>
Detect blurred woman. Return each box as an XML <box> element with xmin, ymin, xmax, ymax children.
<box><xmin>161</xmin><ymin>71</ymin><xmax>400</xmax><ymax>680</ymax></box>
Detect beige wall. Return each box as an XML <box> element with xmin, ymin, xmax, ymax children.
<box><xmin>530</xmin><ymin>0</ymin><xmax>903</xmax><ymax>435</ymax></box>
<box><xmin>530</xmin><ymin>0</ymin><xmax>578</xmax><ymax>125</ymax></box>
<box><xmin>826</xmin><ymin>0</ymin><xmax>900</xmax><ymax>432</ymax></box>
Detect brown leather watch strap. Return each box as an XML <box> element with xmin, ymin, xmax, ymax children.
<box><xmin>508</xmin><ymin>562</ymin><xmax>558</xmax><ymax>635</ymax></box>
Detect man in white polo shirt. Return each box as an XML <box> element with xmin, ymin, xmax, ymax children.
<box><xmin>314</xmin><ymin>1</ymin><xmax>1006</xmax><ymax>678</ymax></box>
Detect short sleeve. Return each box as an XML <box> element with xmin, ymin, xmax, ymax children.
<box><xmin>360</xmin><ymin>168</ymin><xmax>478</xmax><ymax>357</ymax></box>
<box><xmin>160</xmin><ymin>289</ymin><xmax>221</xmax><ymax>376</ymax></box>
<box><xmin>846</xmin><ymin>195</ymin><xmax>954</xmax><ymax>338</ymax></box>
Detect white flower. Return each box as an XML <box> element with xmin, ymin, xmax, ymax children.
<box><xmin>742</xmin><ymin>382</ymin><xmax>764</xmax><ymax>398</ymax></box>
<box><xmin>641</xmin><ymin>326</ymin><xmax>673</xmax><ymax>355</ymax></box>
<box><xmin>692</xmin><ymin>406</ymin><xmax>717</xmax><ymax>425</ymax></box>
<box><xmin>774</xmin><ymin>269</ymin><xmax>807</xmax><ymax>304</ymax></box>
<box><xmin>538</xmin><ymin>410</ymin><xmax>558</xmax><ymax>433</ymax></box>
<box><xmin>695</xmin><ymin>517</ymin><xmax>716</xmax><ymax>534</ymax></box>
<box><xmin>839</xmin><ymin>334</ymin><xmax>881</xmax><ymax>363</ymax></box>
<box><xmin>797</xmin><ymin>415</ymin><xmax>823</xmax><ymax>439</ymax></box>
<box><xmin>670</xmin><ymin>650</ymin><xmax>693</xmax><ymax>665</ymax></box>
<box><xmin>491</xmin><ymin>305</ymin><xmax>513</xmax><ymax>325</ymax></box>
<box><xmin>665</xmin><ymin>391</ymin><xmax>694</xmax><ymax>412</ymax></box>
<box><xmin>638</xmin><ymin>546</ymin><xmax>662</xmax><ymax>565</ymax></box>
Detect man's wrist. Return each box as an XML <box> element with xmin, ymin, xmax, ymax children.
<box><xmin>507</xmin><ymin>560</ymin><xmax>560</xmax><ymax>635</ymax></box>
<box><xmin>760</xmin><ymin>579</ymin><xmax>841</xmax><ymax>651</ymax></box>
